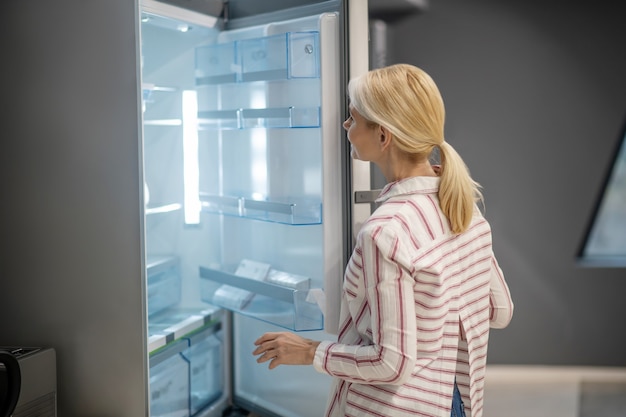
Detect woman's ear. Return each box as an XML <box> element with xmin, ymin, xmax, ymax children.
<box><xmin>379</xmin><ymin>126</ymin><xmax>392</xmax><ymax>149</ymax></box>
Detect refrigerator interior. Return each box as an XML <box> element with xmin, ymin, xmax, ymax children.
<box><xmin>141</xmin><ymin>7</ymin><xmax>229</xmax><ymax>417</ymax></box>
<box><xmin>140</xmin><ymin>1</ymin><xmax>347</xmax><ymax>416</ymax></box>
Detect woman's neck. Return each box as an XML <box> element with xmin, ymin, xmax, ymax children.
<box><xmin>378</xmin><ymin>156</ymin><xmax>437</xmax><ymax>183</ymax></box>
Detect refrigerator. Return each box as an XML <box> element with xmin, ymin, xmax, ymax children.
<box><xmin>0</xmin><ymin>0</ymin><xmax>373</xmax><ymax>416</ymax></box>
<box><xmin>139</xmin><ymin>1</ymin><xmax>371</xmax><ymax>416</ymax></box>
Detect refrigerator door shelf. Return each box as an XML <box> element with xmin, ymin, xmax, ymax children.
<box><xmin>195</xmin><ymin>31</ymin><xmax>320</xmax><ymax>85</ymax></box>
<box><xmin>240</xmin><ymin>31</ymin><xmax>320</xmax><ymax>81</ymax></box>
<box><xmin>148</xmin><ymin>306</ymin><xmax>223</xmax><ymax>353</ymax></box>
<box><xmin>197</xmin><ymin>77</ymin><xmax>321</xmax><ymax>116</ymax></box>
<box><xmin>199</xmin><ymin>193</ymin><xmax>322</xmax><ymax>225</ymax></box>
<box><xmin>199</xmin><ymin>266</ymin><xmax>323</xmax><ymax>331</ymax></box>
<box><xmin>197</xmin><ymin>106</ymin><xmax>321</xmax><ymax>130</ymax></box>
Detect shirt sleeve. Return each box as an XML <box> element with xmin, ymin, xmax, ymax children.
<box><xmin>312</xmin><ymin>225</ymin><xmax>419</xmax><ymax>385</ymax></box>
<box><xmin>488</xmin><ymin>255</ymin><xmax>514</xmax><ymax>328</ymax></box>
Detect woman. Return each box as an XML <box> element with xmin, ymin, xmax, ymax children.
<box><xmin>253</xmin><ymin>63</ymin><xmax>514</xmax><ymax>417</ymax></box>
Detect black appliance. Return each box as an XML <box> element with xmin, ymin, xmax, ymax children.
<box><xmin>0</xmin><ymin>348</ymin><xmax>56</xmax><ymax>417</ymax></box>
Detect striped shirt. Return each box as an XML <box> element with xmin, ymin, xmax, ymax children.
<box><xmin>313</xmin><ymin>176</ymin><xmax>514</xmax><ymax>417</ymax></box>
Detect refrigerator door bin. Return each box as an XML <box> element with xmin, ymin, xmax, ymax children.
<box><xmin>199</xmin><ymin>193</ymin><xmax>322</xmax><ymax>225</ymax></box>
<box><xmin>182</xmin><ymin>326</ymin><xmax>224</xmax><ymax>415</ymax></box>
<box><xmin>197</xmin><ymin>107</ymin><xmax>320</xmax><ymax>130</ymax></box>
<box><xmin>194</xmin><ymin>42</ymin><xmax>238</xmax><ymax>85</ymax></box>
<box><xmin>197</xmin><ymin>109</ymin><xmax>241</xmax><ymax>130</ymax></box>
<box><xmin>195</xmin><ymin>31</ymin><xmax>320</xmax><ymax>85</ymax></box>
<box><xmin>239</xmin><ymin>32</ymin><xmax>319</xmax><ymax>81</ymax></box>
<box><xmin>199</xmin><ymin>266</ymin><xmax>323</xmax><ymax>331</ymax></box>
<box><xmin>196</xmin><ymin>78</ymin><xmax>321</xmax><ymax>123</ymax></box>
<box><xmin>240</xmin><ymin>107</ymin><xmax>320</xmax><ymax>129</ymax></box>
<box><xmin>198</xmin><ymin>107</ymin><xmax>320</xmax><ymax>129</ymax></box>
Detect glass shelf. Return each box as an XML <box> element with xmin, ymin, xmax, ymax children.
<box><xmin>145</xmin><ymin>203</ymin><xmax>182</xmax><ymax>215</ymax></box>
<box><xmin>147</xmin><ymin>255</ymin><xmax>179</xmax><ymax>272</ymax></box>
<box><xmin>195</xmin><ymin>31</ymin><xmax>320</xmax><ymax>85</ymax></box>
<box><xmin>142</xmin><ymin>84</ymin><xmax>178</xmax><ymax>101</ymax></box>
<box><xmin>199</xmin><ymin>193</ymin><xmax>321</xmax><ymax>225</ymax></box>
<box><xmin>199</xmin><ymin>266</ymin><xmax>323</xmax><ymax>331</ymax></box>
<box><xmin>197</xmin><ymin>106</ymin><xmax>320</xmax><ymax>130</ymax></box>
<box><xmin>147</xmin><ymin>256</ymin><xmax>181</xmax><ymax>317</ymax></box>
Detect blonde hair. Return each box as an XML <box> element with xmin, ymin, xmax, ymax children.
<box><xmin>348</xmin><ymin>63</ymin><xmax>483</xmax><ymax>234</ymax></box>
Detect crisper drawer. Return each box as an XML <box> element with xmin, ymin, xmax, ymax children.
<box><xmin>149</xmin><ymin>340</ymin><xmax>190</xmax><ymax>417</ymax></box>
<box><xmin>149</xmin><ymin>323</ymin><xmax>224</xmax><ymax>417</ymax></box>
<box><xmin>147</xmin><ymin>256</ymin><xmax>181</xmax><ymax>316</ymax></box>
<box><xmin>195</xmin><ymin>31</ymin><xmax>320</xmax><ymax>84</ymax></box>
<box><xmin>182</xmin><ymin>326</ymin><xmax>224</xmax><ymax>415</ymax></box>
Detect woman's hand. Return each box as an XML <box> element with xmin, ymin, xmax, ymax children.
<box><xmin>253</xmin><ymin>332</ymin><xmax>321</xmax><ymax>370</ymax></box>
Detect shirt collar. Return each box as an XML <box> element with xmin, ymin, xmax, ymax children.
<box><xmin>375</xmin><ymin>176</ymin><xmax>440</xmax><ymax>203</ymax></box>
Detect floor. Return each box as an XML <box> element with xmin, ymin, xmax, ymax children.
<box><xmin>483</xmin><ymin>365</ymin><xmax>626</xmax><ymax>417</ymax></box>
<box><xmin>246</xmin><ymin>365</ymin><xmax>626</xmax><ymax>417</ymax></box>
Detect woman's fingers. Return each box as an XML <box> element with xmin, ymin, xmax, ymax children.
<box><xmin>253</xmin><ymin>332</ymin><xmax>287</xmax><ymax>367</ymax></box>
<box><xmin>255</xmin><ymin>348</ymin><xmax>276</xmax><ymax>363</ymax></box>
<box><xmin>254</xmin><ymin>332</ymin><xmax>280</xmax><ymax>346</ymax></box>
<box><xmin>252</xmin><ymin>341</ymin><xmax>271</xmax><ymax>356</ymax></box>
<box><xmin>253</xmin><ymin>343</ymin><xmax>284</xmax><ymax>370</ymax></box>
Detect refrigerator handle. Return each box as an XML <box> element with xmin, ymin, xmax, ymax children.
<box><xmin>354</xmin><ymin>189</ymin><xmax>383</xmax><ymax>204</ymax></box>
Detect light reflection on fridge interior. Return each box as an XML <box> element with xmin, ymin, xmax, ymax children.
<box><xmin>250</xmin><ymin>129</ymin><xmax>268</xmax><ymax>201</ymax></box>
<box><xmin>250</xmin><ymin>86</ymin><xmax>269</xmax><ymax>201</ymax></box>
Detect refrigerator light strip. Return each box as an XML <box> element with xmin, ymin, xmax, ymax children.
<box><xmin>143</xmin><ymin>119</ymin><xmax>182</xmax><ymax>126</ymax></box>
<box><xmin>182</xmin><ymin>90</ymin><xmax>201</xmax><ymax>224</ymax></box>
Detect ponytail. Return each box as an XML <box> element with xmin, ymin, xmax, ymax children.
<box><xmin>348</xmin><ymin>64</ymin><xmax>483</xmax><ymax>234</ymax></box>
<box><xmin>438</xmin><ymin>141</ymin><xmax>483</xmax><ymax>234</ymax></box>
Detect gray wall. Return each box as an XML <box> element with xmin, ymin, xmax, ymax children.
<box><xmin>0</xmin><ymin>1</ymin><xmax>148</xmax><ymax>416</ymax></box>
<box><xmin>384</xmin><ymin>0</ymin><xmax>626</xmax><ymax>365</ymax></box>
